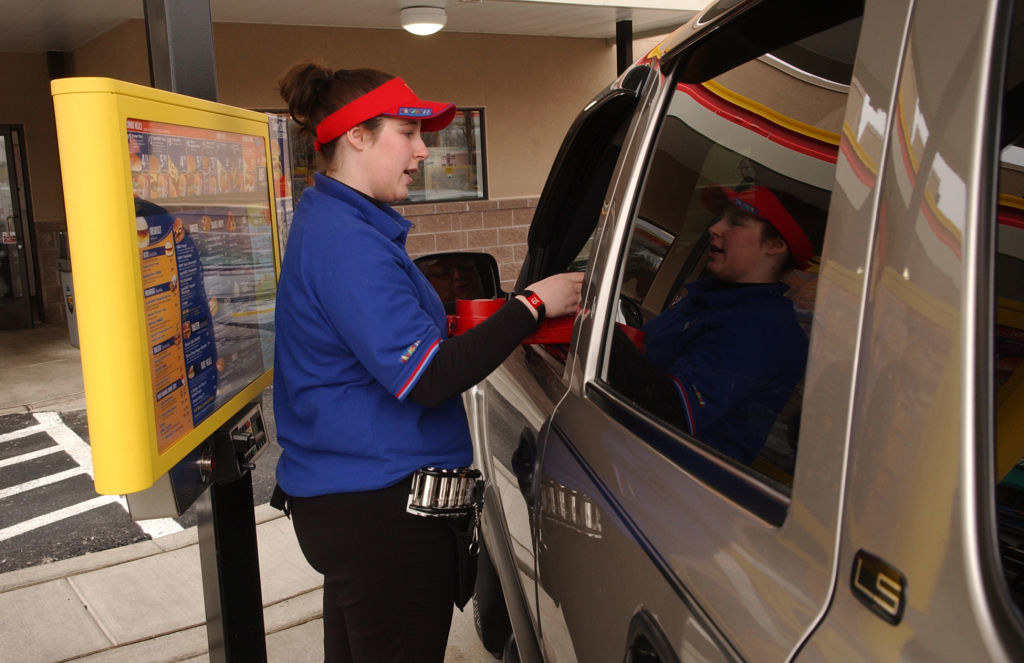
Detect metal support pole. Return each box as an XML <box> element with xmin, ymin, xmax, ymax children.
<box><xmin>143</xmin><ymin>0</ymin><xmax>219</xmax><ymax>101</ymax></box>
<box><xmin>143</xmin><ymin>3</ymin><xmax>265</xmax><ymax>660</ymax></box>
<box><xmin>197</xmin><ymin>471</ymin><xmax>268</xmax><ymax>663</ymax></box>
<box><xmin>616</xmin><ymin>19</ymin><xmax>634</xmax><ymax>75</ymax></box>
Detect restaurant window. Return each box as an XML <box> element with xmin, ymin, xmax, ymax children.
<box><xmin>408</xmin><ymin>108</ymin><xmax>487</xmax><ymax>203</ymax></box>
<box><xmin>277</xmin><ymin>107</ymin><xmax>487</xmax><ymax>206</ymax></box>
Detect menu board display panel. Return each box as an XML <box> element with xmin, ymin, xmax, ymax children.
<box><xmin>51</xmin><ymin>77</ymin><xmax>281</xmax><ymax>494</ymax></box>
<box><xmin>129</xmin><ymin>120</ymin><xmax>276</xmax><ymax>453</ymax></box>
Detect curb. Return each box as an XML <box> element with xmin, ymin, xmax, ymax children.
<box><xmin>0</xmin><ymin>504</ymin><xmax>285</xmax><ymax>594</ymax></box>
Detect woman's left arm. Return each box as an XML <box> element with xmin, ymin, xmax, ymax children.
<box><xmin>409</xmin><ymin>271</ymin><xmax>583</xmax><ymax>407</ymax></box>
<box><xmin>408</xmin><ymin>298</ymin><xmax>537</xmax><ymax>407</ymax></box>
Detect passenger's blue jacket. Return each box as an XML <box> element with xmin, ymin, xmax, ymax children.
<box><xmin>273</xmin><ymin>174</ymin><xmax>472</xmax><ymax>497</ymax></box>
<box><xmin>641</xmin><ymin>278</ymin><xmax>808</xmax><ymax>463</ymax></box>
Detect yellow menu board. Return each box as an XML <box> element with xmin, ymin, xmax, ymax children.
<box><xmin>52</xmin><ymin>78</ymin><xmax>280</xmax><ymax>494</ymax></box>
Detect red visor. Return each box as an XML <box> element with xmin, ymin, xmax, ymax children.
<box><xmin>703</xmin><ymin>185</ymin><xmax>814</xmax><ymax>269</ymax></box>
<box><xmin>314</xmin><ymin>77</ymin><xmax>456</xmax><ymax>150</ymax></box>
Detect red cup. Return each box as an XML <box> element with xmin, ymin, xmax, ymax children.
<box><xmin>453</xmin><ymin>298</ymin><xmax>505</xmax><ymax>335</ymax></box>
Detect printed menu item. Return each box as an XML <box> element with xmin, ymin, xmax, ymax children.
<box><xmin>131</xmin><ymin>119</ymin><xmax>275</xmax><ymax>453</ymax></box>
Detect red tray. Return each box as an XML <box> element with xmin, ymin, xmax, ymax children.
<box><xmin>449</xmin><ymin>298</ymin><xmax>575</xmax><ymax>344</ymax></box>
<box><xmin>447</xmin><ymin>299</ymin><xmax>645</xmax><ymax>349</ymax></box>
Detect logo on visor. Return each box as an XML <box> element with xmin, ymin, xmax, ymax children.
<box><xmin>397</xmin><ymin>107</ymin><xmax>432</xmax><ymax>117</ymax></box>
<box><xmin>730</xmin><ymin>197</ymin><xmax>760</xmax><ymax>217</ymax></box>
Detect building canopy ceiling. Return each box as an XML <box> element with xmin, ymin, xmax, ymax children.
<box><xmin>0</xmin><ymin>0</ymin><xmax>703</xmax><ymax>53</ymax></box>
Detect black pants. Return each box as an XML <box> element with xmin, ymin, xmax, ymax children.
<box><xmin>290</xmin><ymin>477</ymin><xmax>456</xmax><ymax>663</ymax></box>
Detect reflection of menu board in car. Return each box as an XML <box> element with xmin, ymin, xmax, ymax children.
<box><xmin>995</xmin><ymin>200</ymin><xmax>1024</xmax><ymax>480</ymax></box>
<box><xmin>130</xmin><ymin>119</ymin><xmax>274</xmax><ymax>453</ymax></box>
<box><xmin>996</xmin><ymin>202</ymin><xmax>1024</xmax><ymax>393</ymax></box>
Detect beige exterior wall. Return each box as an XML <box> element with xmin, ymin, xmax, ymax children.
<box><xmin>72</xmin><ymin>20</ymin><xmax>618</xmax><ymax>200</ymax></box>
<box><xmin>71</xmin><ymin>20</ymin><xmax>152</xmax><ymax>85</ymax></box>
<box><xmin>2</xmin><ymin>20</ymin><xmax>626</xmax><ymax>323</ymax></box>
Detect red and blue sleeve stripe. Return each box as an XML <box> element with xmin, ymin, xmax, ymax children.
<box><xmin>669</xmin><ymin>376</ymin><xmax>697</xmax><ymax>434</ymax></box>
<box><xmin>394</xmin><ymin>338</ymin><xmax>441</xmax><ymax>400</ymax></box>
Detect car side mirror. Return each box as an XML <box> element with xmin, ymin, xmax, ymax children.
<box><xmin>414</xmin><ymin>251</ymin><xmax>504</xmax><ymax>312</ymax></box>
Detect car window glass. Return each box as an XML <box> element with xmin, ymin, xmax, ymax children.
<box><xmin>603</xmin><ymin>23</ymin><xmax>855</xmax><ymax>491</ymax></box>
<box><xmin>520</xmin><ymin>91</ymin><xmax>640</xmax><ymax>288</ymax></box>
<box><xmin>522</xmin><ymin>89</ymin><xmax>640</xmax><ymax>363</ymax></box>
<box><xmin>993</xmin><ymin>0</ymin><xmax>1024</xmax><ymax>618</ymax></box>
<box><xmin>996</xmin><ymin>137</ymin><xmax>1024</xmax><ymax>616</ymax></box>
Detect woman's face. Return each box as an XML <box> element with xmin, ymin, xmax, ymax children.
<box><xmin>361</xmin><ymin>118</ymin><xmax>429</xmax><ymax>202</ymax></box>
<box><xmin>706</xmin><ymin>208</ymin><xmax>777</xmax><ymax>283</ymax></box>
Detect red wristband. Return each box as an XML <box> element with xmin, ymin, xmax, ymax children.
<box><xmin>515</xmin><ymin>290</ymin><xmax>546</xmax><ymax>321</ymax></box>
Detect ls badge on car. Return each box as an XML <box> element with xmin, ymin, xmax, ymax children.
<box><xmin>851</xmin><ymin>549</ymin><xmax>907</xmax><ymax>625</ymax></box>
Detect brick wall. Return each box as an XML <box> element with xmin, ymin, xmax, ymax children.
<box><xmin>396</xmin><ymin>196</ymin><xmax>538</xmax><ymax>292</ymax></box>
<box><xmin>36</xmin><ymin>196</ymin><xmax>537</xmax><ymax>326</ymax></box>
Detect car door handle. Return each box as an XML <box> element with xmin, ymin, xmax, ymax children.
<box><xmin>512</xmin><ymin>428</ymin><xmax>537</xmax><ymax>505</ymax></box>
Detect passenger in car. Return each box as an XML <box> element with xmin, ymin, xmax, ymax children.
<box><xmin>611</xmin><ymin>186</ymin><xmax>813</xmax><ymax>464</ymax></box>
<box><xmin>419</xmin><ymin>254</ymin><xmax>487</xmax><ymax>310</ymax></box>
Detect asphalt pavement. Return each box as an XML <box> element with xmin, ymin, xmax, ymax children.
<box><xmin>0</xmin><ymin>323</ymin><xmax>493</xmax><ymax>662</ymax></box>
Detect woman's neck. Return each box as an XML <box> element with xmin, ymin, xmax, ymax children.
<box><xmin>324</xmin><ymin>172</ymin><xmax>385</xmax><ymax>208</ymax></box>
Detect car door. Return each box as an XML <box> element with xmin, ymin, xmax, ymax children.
<box><xmin>527</xmin><ymin>1</ymin><xmax>880</xmax><ymax>661</ymax></box>
<box><xmin>472</xmin><ymin>67</ymin><xmax>649</xmax><ymax>660</ymax></box>
<box><xmin>799</xmin><ymin>0</ymin><xmax>1024</xmax><ymax>659</ymax></box>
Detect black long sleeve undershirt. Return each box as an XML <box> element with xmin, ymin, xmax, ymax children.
<box><xmin>408</xmin><ymin>299</ymin><xmax>539</xmax><ymax>408</ymax></box>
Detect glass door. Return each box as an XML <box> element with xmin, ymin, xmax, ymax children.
<box><xmin>0</xmin><ymin>126</ymin><xmax>33</xmax><ymax>328</ymax></box>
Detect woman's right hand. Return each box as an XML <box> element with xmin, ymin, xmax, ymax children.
<box><xmin>523</xmin><ymin>272</ymin><xmax>584</xmax><ymax>319</ymax></box>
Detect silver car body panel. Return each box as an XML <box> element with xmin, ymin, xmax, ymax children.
<box><xmin>536</xmin><ymin>17</ymin><xmax>846</xmax><ymax>663</ymax></box>
<box><xmin>466</xmin><ymin>0</ymin><xmax>1024</xmax><ymax>660</ymax></box>
<box><xmin>801</xmin><ymin>0</ymin><xmax>1024</xmax><ymax>659</ymax></box>
<box><xmin>786</xmin><ymin>0</ymin><xmax>916</xmax><ymax>657</ymax></box>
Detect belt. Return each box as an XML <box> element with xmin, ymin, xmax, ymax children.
<box><xmin>406</xmin><ymin>466</ymin><xmax>483</xmax><ymax>517</ymax></box>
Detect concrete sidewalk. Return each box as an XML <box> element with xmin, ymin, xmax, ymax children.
<box><xmin>0</xmin><ymin>325</ymin><xmax>491</xmax><ymax>662</ymax></box>
<box><xmin>0</xmin><ymin>504</ymin><xmax>487</xmax><ymax>662</ymax></box>
<box><xmin>0</xmin><ymin>323</ymin><xmax>86</xmax><ymax>416</ymax></box>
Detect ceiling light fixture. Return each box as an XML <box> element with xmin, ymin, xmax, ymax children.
<box><xmin>400</xmin><ymin>6</ymin><xmax>447</xmax><ymax>36</ymax></box>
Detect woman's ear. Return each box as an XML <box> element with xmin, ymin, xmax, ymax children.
<box><xmin>344</xmin><ymin>125</ymin><xmax>367</xmax><ymax>151</ymax></box>
<box><xmin>762</xmin><ymin>235</ymin><xmax>789</xmax><ymax>257</ymax></box>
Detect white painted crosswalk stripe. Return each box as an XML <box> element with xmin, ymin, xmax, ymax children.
<box><xmin>0</xmin><ymin>412</ymin><xmax>184</xmax><ymax>541</ymax></box>
<box><xmin>0</xmin><ymin>494</ymin><xmax>123</xmax><ymax>542</ymax></box>
<box><xmin>0</xmin><ymin>446</ymin><xmax>63</xmax><ymax>468</ymax></box>
<box><xmin>0</xmin><ymin>422</ymin><xmax>48</xmax><ymax>444</ymax></box>
<box><xmin>32</xmin><ymin>411</ymin><xmax>94</xmax><ymax>470</ymax></box>
<box><xmin>0</xmin><ymin>467</ymin><xmax>86</xmax><ymax>500</ymax></box>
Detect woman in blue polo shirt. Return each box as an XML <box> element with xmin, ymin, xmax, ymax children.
<box><xmin>273</xmin><ymin>63</ymin><xmax>581</xmax><ymax>663</ymax></box>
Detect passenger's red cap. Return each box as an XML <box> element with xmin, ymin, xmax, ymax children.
<box><xmin>703</xmin><ymin>185</ymin><xmax>814</xmax><ymax>269</ymax></box>
<box><xmin>314</xmin><ymin>77</ymin><xmax>456</xmax><ymax>150</ymax></box>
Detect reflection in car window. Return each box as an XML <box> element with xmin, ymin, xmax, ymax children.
<box><xmin>994</xmin><ymin>3</ymin><xmax>1024</xmax><ymax>614</ymax></box>
<box><xmin>416</xmin><ymin>253</ymin><xmax>492</xmax><ymax>310</ymax></box>
<box><xmin>996</xmin><ymin>138</ymin><xmax>1024</xmax><ymax>615</ymax></box>
<box><xmin>604</xmin><ymin>53</ymin><xmax>843</xmax><ymax>489</ymax></box>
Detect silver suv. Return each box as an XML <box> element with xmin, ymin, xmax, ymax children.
<box><xmin>425</xmin><ymin>0</ymin><xmax>1024</xmax><ymax>660</ymax></box>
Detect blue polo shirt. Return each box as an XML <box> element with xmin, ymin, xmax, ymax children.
<box><xmin>641</xmin><ymin>278</ymin><xmax>808</xmax><ymax>463</ymax></box>
<box><xmin>273</xmin><ymin>174</ymin><xmax>472</xmax><ymax>497</ymax></box>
